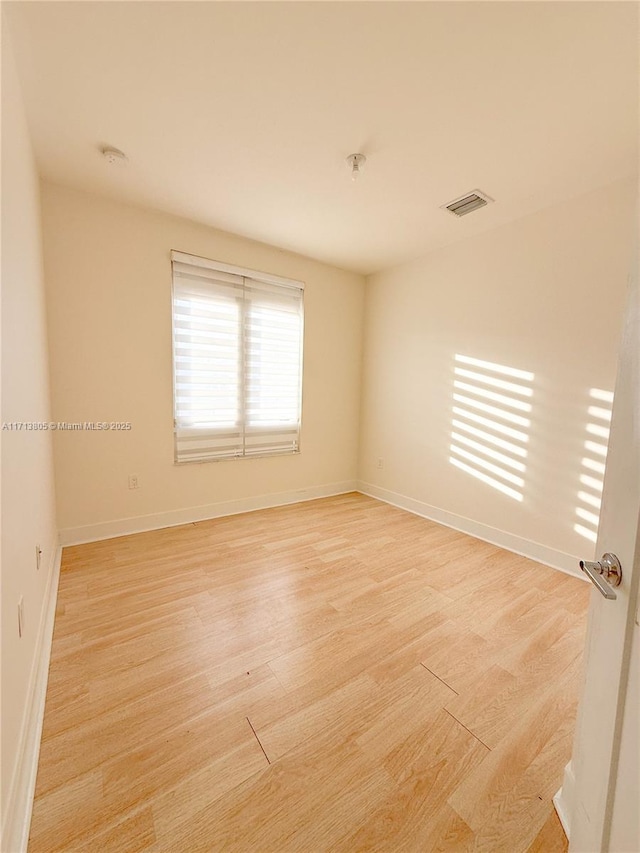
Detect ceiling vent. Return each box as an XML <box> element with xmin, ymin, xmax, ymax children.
<box><xmin>443</xmin><ymin>190</ymin><xmax>493</xmax><ymax>218</ymax></box>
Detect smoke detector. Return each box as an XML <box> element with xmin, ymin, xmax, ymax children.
<box><xmin>101</xmin><ymin>146</ymin><xmax>128</xmax><ymax>166</ymax></box>
<box><xmin>443</xmin><ymin>190</ymin><xmax>493</xmax><ymax>217</ymax></box>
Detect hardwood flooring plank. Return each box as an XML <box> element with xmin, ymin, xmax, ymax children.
<box><xmin>29</xmin><ymin>494</ymin><xmax>589</xmax><ymax>853</ymax></box>
<box><xmin>150</xmin><ymin>740</ymin><xmax>269</xmax><ymax>841</ymax></box>
<box><xmin>448</xmin><ymin>671</ymin><xmax>580</xmax><ymax>850</ymax></box>
<box><xmin>445</xmin><ymin>629</ymin><xmax>584</xmax><ymax>750</ymax></box>
<box><xmin>267</xmin><ymin>611</ymin><xmax>396</xmax><ymax>694</ymax></box>
<box><xmin>36</xmin><ymin>674</ymin><xmax>216</xmax><ymax>796</ymax></box>
<box><xmin>526</xmin><ymin>807</ymin><xmax>569</xmax><ymax>852</ymax></box>
<box><xmin>28</xmin><ymin>772</ymin><xmax>104</xmax><ymax>853</ymax></box>
<box><xmin>82</xmin><ymin>807</ymin><xmax>157</xmax><ymax>853</ymax></box>
<box><xmin>153</xmin><ymin>719</ymin><xmax>396</xmax><ymax>852</ymax></box>
<box><xmin>419</xmin><ymin>620</ymin><xmax>503</xmax><ymax>695</ymax></box>
<box><xmin>254</xmin><ymin>672</ymin><xmax>379</xmax><ymax>761</ymax></box>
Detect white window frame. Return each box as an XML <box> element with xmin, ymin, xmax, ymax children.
<box><xmin>171</xmin><ymin>250</ymin><xmax>304</xmax><ymax>463</ymax></box>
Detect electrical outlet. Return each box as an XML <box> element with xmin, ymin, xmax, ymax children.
<box><xmin>36</xmin><ymin>544</ymin><xmax>42</xmax><ymax>571</ymax></box>
<box><xmin>128</xmin><ymin>474</ymin><xmax>139</xmax><ymax>490</ymax></box>
<box><xmin>18</xmin><ymin>596</ymin><xmax>24</xmax><ymax>638</ymax></box>
<box><xmin>376</xmin><ymin>457</ymin><xmax>384</xmax><ymax>469</ymax></box>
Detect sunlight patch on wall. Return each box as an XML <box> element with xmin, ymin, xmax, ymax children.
<box><xmin>574</xmin><ymin>388</ymin><xmax>613</xmax><ymax>543</ymax></box>
<box><xmin>450</xmin><ymin>355</ymin><xmax>534</xmax><ymax>502</ymax></box>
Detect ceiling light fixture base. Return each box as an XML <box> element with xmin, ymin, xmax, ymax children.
<box><xmin>346</xmin><ymin>153</ymin><xmax>366</xmax><ymax>181</ymax></box>
<box><xmin>101</xmin><ymin>146</ymin><xmax>128</xmax><ymax>166</ymax></box>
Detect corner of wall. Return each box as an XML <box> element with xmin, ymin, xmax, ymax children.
<box><xmin>1</xmin><ymin>546</ymin><xmax>61</xmax><ymax>853</ymax></box>
<box><xmin>553</xmin><ymin>761</ymin><xmax>574</xmax><ymax>841</ymax></box>
<box><xmin>1</xmin><ymin>18</ymin><xmax>61</xmax><ymax>850</ymax></box>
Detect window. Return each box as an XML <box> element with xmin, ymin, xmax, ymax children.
<box><xmin>171</xmin><ymin>251</ymin><xmax>304</xmax><ymax>462</ymax></box>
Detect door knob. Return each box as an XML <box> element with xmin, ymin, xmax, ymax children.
<box><xmin>579</xmin><ymin>553</ymin><xmax>622</xmax><ymax>599</ymax></box>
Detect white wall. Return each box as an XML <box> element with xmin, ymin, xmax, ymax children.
<box><xmin>1</xmin><ymin>22</ymin><xmax>59</xmax><ymax>848</ymax></box>
<box><xmin>359</xmin><ymin>179</ymin><xmax>636</xmax><ymax>567</ymax></box>
<box><xmin>41</xmin><ymin>183</ymin><xmax>365</xmax><ymax>543</ymax></box>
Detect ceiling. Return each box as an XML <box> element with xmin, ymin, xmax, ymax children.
<box><xmin>6</xmin><ymin>1</ymin><xmax>638</xmax><ymax>275</ymax></box>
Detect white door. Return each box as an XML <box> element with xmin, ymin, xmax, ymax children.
<box><xmin>568</xmin><ymin>237</ymin><xmax>639</xmax><ymax>852</ymax></box>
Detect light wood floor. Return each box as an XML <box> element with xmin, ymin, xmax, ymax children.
<box><xmin>29</xmin><ymin>493</ymin><xmax>590</xmax><ymax>852</ymax></box>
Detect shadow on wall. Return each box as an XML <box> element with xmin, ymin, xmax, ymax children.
<box><xmin>449</xmin><ymin>353</ymin><xmax>612</xmax><ymax>542</ymax></box>
<box><xmin>574</xmin><ymin>388</ymin><xmax>613</xmax><ymax>544</ymax></box>
<box><xmin>449</xmin><ymin>354</ymin><xmax>534</xmax><ymax>503</ymax></box>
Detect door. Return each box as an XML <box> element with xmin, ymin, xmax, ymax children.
<box><xmin>568</xmin><ymin>235</ymin><xmax>639</xmax><ymax>851</ymax></box>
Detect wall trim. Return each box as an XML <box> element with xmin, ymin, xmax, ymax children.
<box><xmin>553</xmin><ymin>761</ymin><xmax>574</xmax><ymax>840</ymax></box>
<box><xmin>357</xmin><ymin>481</ymin><xmax>585</xmax><ymax>580</ymax></box>
<box><xmin>60</xmin><ymin>480</ymin><xmax>358</xmax><ymax>546</ymax></box>
<box><xmin>1</xmin><ymin>543</ymin><xmax>62</xmax><ymax>853</ymax></box>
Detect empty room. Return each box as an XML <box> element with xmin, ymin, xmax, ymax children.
<box><xmin>1</xmin><ymin>2</ymin><xmax>639</xmax><ymax>852</ymax></box>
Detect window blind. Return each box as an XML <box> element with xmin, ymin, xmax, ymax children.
<box><xmin>171</xmin><ymin>251</ymin><xmax>304</xmax><ymax>462</ymax></box>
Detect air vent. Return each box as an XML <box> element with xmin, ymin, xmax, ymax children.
<box><xmin>443</xmin><ymin>190</ymin><xmax>493</xmax><ymax>218</ymax></box>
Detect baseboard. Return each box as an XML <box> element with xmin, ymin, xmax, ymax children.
<box><xmin>357</xmin><ymin>482</ymin><xmax>584</xmax><ymax>579</ymax></box>
<box><xmin>60</xmin><ymin>480</ymin><xmax>358</xmax><ymax>546</ymax></box>
<box><xmin>553</xmin><ymin>762</ymin><xmax>574</xmax><ymax>840</ymax></box>
<box><xmin>1</xmin><ymin>543</ymin><xmax>62</xmax><ymax>853</ymax></box>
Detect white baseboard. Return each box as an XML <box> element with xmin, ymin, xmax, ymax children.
<box><xmin>1</xmin><ymin>543</ymin><xmax>62</xmax><ymax>853</ymax></box>
<box><xmin>553</xmin><ymin>762</ymin><xmax>574</xmax><ymax>840</ymax></box>
<box><xmin>60</xmin><ymin>480</ymin><xmax>358</xmax><ymax>546</ymax></box>
<box><xmin>357</xmin><ymin>481</ymin><xmax>584</xmax><ymax>580</ymax></box>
